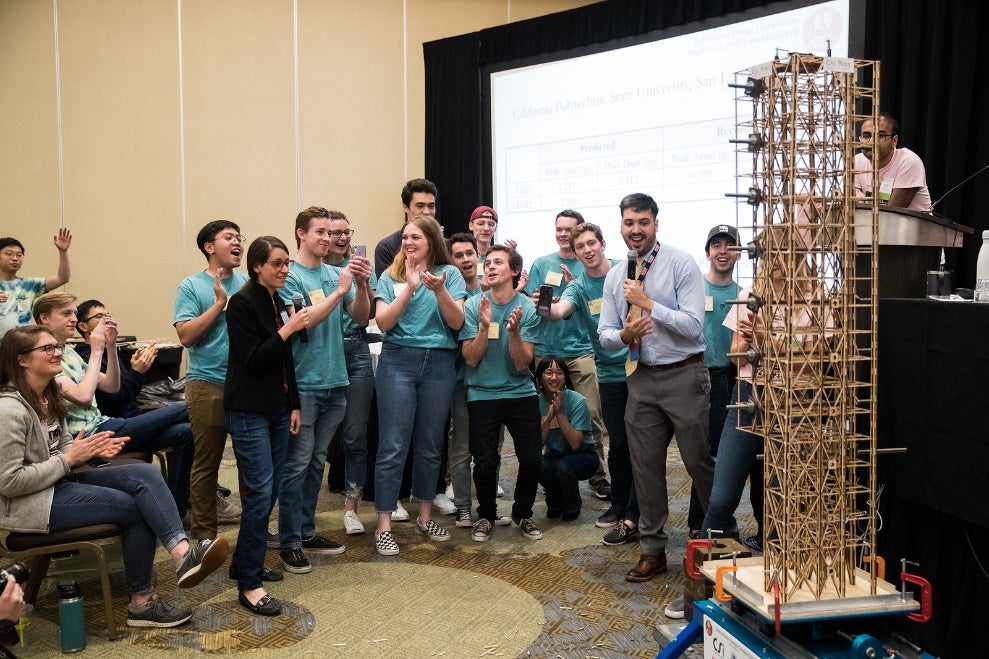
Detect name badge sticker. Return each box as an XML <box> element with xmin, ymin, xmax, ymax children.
<box><xmin>487</xmin><ymin>323</ymin><xmax>500</xmax><ymax>340</ymax></box>
<box><xmin>705</xmin><ymin>295</ymin><xmax>714</xmax><ymax>312</ymax></box>
<box><xmin>544</xmin><ymin>271</ymin><xmax>563</xmax><ymax>287</ymax></box>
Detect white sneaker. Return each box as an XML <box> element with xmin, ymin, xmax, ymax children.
<box><xmin>216</xmin><ymin>492</ymin><xmax>242</xmax><ymax>523</ymax></box>
<box><xmin>343</xmin><ymin>510</ymin><xmax>365</xmax><ymax>535</ymax></box>
<box><xmin>444</xmin><ymin>483</ymin><xmax>455</xmax><ymax>500</ymax></box>
<box><xmin>391</xmin><ymin>500</ymin><xmax>410</xmax><ymax>522</ymax></box>
<box><xmin>432</xmin><ymin>492</ymin><xmax>457</xmax><ymax>515</ymax></box>
<box><xmin>496</xmin><ymin>484</ymin><xmax>505</xmax><ymax>498</ymax></box>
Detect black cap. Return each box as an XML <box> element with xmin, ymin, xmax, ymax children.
<box><xmin>705</xmin><ymin>224</ymin><xmax>740</xmax><ymax>250</ymax></box>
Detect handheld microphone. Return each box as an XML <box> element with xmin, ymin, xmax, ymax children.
<box><xmin>627</xmin><ymin>250</ymin><xmax>638</xmax><ymax>281</ymax></box>
<box><xmin>291</xmin><ymin>292</ymin><xmax>308</xmax><ymax>343</ymax></box>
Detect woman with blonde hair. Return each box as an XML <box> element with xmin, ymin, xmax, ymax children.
<box><xmin>372</xmin><ymin>216</ymin><xmax>466</xmax><ymax>555</ymax></box>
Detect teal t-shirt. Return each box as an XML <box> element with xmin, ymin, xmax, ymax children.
<box><xmin>375</xmin><ymin>264</ymin><xmax>467</xmax><ymax>349</ymax></box>
<box><xmin>539</xmin><ymin>388</ymin><xmax>594</xmax><ymax>456</ymax></box>
<box><xmin>60</xmin><ymin>345</ymin><xmax>108</xmax><ymax>435</ymax></box>
<box><xmin>0</xmin><ymin>277</ymin><xmax>46</xmax><ymax>338</ymax></box>
<box><xmin>280</xmin><ymin>262</ymin><xmax>354</xmax><ymax>391</ymax></box>
<box><xmin>455</xmin><ymin>286</ymin><xmax>484</xmax><ymax>382</ymax></box>
<box><xmin>526</xmin><ymin>253</ymin><xmax>591</xmax><ymax>358</ymax></box>
<box><xmin>460</xmin><ymin>291</ymin><xmax>539</xmax><ymax>402</ymax></box>
<box><xmin>703</xmin><ymin>278</ymin><xmax>740</xmax><ymax>368</ymax></box>
<box><xmin>174</xmin><ymin>270</ymin><xmax>249</xmax><ymax>385</ymax></box>
<box><xmin>336</xmin><ymin>256</ymin><xmax>377</xmax><ymax>335</ymax></box>
<box><xmin>560</xmin><ymin>262</ymin><xmax>628</xmax><ymax>384</ymax></box>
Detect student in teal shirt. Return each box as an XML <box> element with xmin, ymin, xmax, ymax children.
<box><xmin>372</xmin><ymin>216</ymin><xmax>466</xmax><ymax>556</ymax></box>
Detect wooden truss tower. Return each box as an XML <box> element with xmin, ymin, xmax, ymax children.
<box><xmin>731</xmin><ymin>55</ymin><xmax>881</xmax><ymax>602</ymax></box>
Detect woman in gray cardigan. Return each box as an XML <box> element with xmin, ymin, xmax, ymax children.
<box><xmin>0</xmin><ymin>326</ymin><xmax>228</xmax><ymax>629</ymax></box>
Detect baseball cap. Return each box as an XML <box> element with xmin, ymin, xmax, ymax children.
<box><xmin>470</xmin><ymin>206</ymin><xmax>498</xmax><ymax>223</ymax></box>
<box><xmin>705</xmin><ymin>224</ymin><xmax>740</xmax><ymax>250</ymax></box>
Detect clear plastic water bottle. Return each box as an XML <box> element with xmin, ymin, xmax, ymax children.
<box><xmin>57</xmin><ymin>580</ymin><xmax>86</xmax><ymax>653</ymax></box>
<box><xmin>976</xmin><ymin>231</ymin><xmax>989</xmax><ymax>302</ymax></box>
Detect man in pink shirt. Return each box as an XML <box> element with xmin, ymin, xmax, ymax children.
<box><xmin>853</xmin><ymin>112</ymin><xmax>931</xmax><ymax>211</ymax></box>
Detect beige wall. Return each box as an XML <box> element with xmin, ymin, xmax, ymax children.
<box><xmin>0</xmin><ymin>0</ymin><xmax>596</xmax><ymax>341</ymax></box>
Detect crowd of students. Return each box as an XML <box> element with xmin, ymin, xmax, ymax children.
<box><xmin>0</xmin><ymin>177</ymin><xmax>782</xmax><ymax>630</ymax></box>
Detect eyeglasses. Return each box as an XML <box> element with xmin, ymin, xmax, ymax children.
<box><xmin>79</xmin><ymin>312</ymin><xmax>108</xmax><ymax>324</ymax></box>
<box><xmin>23</xmin><ymin>343</ymin><xmax>65</xmax><ymax>356</ymax></box>
<box><xmin>211</xmin><ymin>233</ymin><xmax>246</xmax><ymax>244</ymax></box>
<box><xmin>266</xmin><ymin>259</ymin><xmax>292</xmax><ymax>269</ymax></box>
<box><xmin>859</xmin><ymin>132</ymin><xmax>891</xmax><ymax>142</ymax></box>
<box><xmin>329</xmin><ymin>229</ymin><xmax>355</xmax><ymax>238</ymax></box>
<box><xmin>1</xmin><ymin>250</ymin><xmax>23</xmax><ymax>258</ymax></box>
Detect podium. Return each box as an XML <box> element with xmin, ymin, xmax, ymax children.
<box><xmin>854</xmin><ymin>202</ymin><xmax>973</xmax><ymax>298</ymax></box>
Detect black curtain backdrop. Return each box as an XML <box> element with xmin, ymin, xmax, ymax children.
<box><xmin>424</xmin><ymin>0</ymin><xmax>989</xmax><ymax>655</ymax></box>
<box><xmin>424</xmin><ymin>0</ymin><xmax>989</xmax><ymax>282</ymax></box>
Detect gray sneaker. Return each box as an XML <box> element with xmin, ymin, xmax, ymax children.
<box><xmin>176</xmin><ymin>536</ymin><xmax>229</xmax><ymax>588</ymax></box>
<box><xmin>127</xmin><ymin>596</ymin><xmax>193</xmax><ymax>628</ymax></box>
<box><xmin>512</xmin><ymin>515</ymin><xmax>543</xmax><ymax>540</ymax></box>
<box><xmin>664</xmin><ymin>596</ymin><xmax>685</xmax><ymax>619</ymax></box>
<box><xmin>216</xmin><ymin>492</ymin><xmax>242</xmax><ymax>523</ymax></box>
<box><xmin>472</xmin><ymin>518</ymin><xmax>493</xmax><ymax>542</ymax></box>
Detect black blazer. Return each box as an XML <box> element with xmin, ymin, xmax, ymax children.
<box><xmin>224</xmin><ymin>280</ymin><xmax>301</xmax><ymax>415</ymax></box>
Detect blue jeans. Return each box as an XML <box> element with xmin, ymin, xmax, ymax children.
<box><xmin>96</xmin><ymin>401</ymin><xmax>193</xmax><ymax>516</ymax></box>
<box><xmin>688</xmin><ymin>366</ymin><xmax>736</xmax><ymax>530</ymax></box>
<box><xmin>227</xmin><ymin>408</ymin><xmax>291</xmax><ymax>591</ymax></box>
<box><xmin>540</xmin><ymin>448</ymin><xmax>599</xmax><ymax>516</ymax></box>
<box><xmin>701</xmin><ymin>380</ymin><xmax>761</xmax><ymax>535</ymax></box>
<box><xmin>600</xmin><ymin>380</ymin><xmax>638</xmax><ymax>523</ymax></box>
<box><xmin>341</xmin><ymin>337</ymin><xmax>374</xmax><ymax>500</ymax></box>
<box><xmin>49</xmin><ymin>463</ymin><xmax>186</xmax><ymax>595</ymax></box>
<box><xmin>468</xmin><ymin>396</ymin><xmax>542</xmax><ymax>521</ymax></box>
<box><xmin>373</xmin><ymin>344</ymin><xmax>456</xmax><ymax>512</ymax></box>
<box><xmin>279</xmin><ymin>388</ymin><xmax>346</xmax><ymax>548</ymax></box>
<box><xmin>447</xmin><ymin>381</ymin><xmax>473</xmax><ymax>509</ymax></box>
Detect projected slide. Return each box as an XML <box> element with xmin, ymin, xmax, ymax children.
<box><xmin>490</xmin><ymin>0</ymin><xmax>849</xmax><ymax>269</ymax></box>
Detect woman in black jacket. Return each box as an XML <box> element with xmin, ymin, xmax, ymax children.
<box><xmin>225</xmin><ymin>236</ymin><xmax>308</xmax><ymax>616</ymax></box>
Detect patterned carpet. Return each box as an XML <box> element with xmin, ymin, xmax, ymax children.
<box><xmin>13</xmin><ymin>442</ymin><xmax>754</xmax><ymax>658</ymax></box>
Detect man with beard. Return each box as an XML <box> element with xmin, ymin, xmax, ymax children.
<box><xmin>598</xmin><ymin>193</ymin><xmax>714</xmax><ymax>584</ymax></box>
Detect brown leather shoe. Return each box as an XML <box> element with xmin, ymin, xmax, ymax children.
<box><xmin>625</xmin><ymin>553</ymin><xmax>667</xmax><ymax>582</ymax></box>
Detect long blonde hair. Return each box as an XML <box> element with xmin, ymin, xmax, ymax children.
<box><xmin>387</xmin><ymin>216</ymin><xmax>452</xmax><ymax>283</ymax></box>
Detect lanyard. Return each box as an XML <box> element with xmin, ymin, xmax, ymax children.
<box><xmin>636</xmin><ymin>244</ymin><xmax>660</xmax><ymax>283</ymax></box>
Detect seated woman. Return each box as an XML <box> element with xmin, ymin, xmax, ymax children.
<box><xmin>536</xmin><ymin>357</ymin><xmax>597</xmax><ymax>521</ymax></box>
<box><xmin>0</xmin><ymin>326</ymin><xmax>228</xmax><ymax>628</ymax></box>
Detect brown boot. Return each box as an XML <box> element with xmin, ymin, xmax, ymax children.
<box><xmin>625</xmin><ymin>553</ymin><xmax>667</xmax><ymax>582</ymax></box>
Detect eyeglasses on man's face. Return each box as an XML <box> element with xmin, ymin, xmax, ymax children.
<box><xmin>79</xmin><ymin>312</ymin><xmax>108</xmax><ymax>324</ymax></box>
<box><xmin>859</xmin><ymin>132</ymin><xmax>891</xmax><ymax>142</ymax></box>
<box><xmin>211</xmin><ymin>233</ymin><xmax>246</xmax><ymax>245</ymax></box>
<box><xmin>1</xmin><ymin>250</ymin><xmax>24</xmax><ymax>259</ymax></box>
<box><xmin>24</xmin><ymin>343</ymin><xmax>65</xmax><ymax>356</ymax></box>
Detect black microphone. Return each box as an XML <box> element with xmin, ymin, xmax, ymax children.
<box><xmin>291</xmin><ymin>292</ymin><xmax>308</xmax><ymax>343</ymax></box>
<box><xmin>627</xmin><ymin>250</ymin><xmax>638</xmax><ymax>281</ymax></box>
<box><xmin>930</xmin><ymin>162</ymin><xmax>989</xmax><ymax>213</ymax></box>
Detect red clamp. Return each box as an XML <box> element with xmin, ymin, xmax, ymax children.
<box><xmin>773</xmin><ymin>582</ymin><xmax>782</xmax><ymax>635</ymax></box>
<box><xmin>901</xmin><ymin>571</ymin><xmax>933</xmax><ymax>623</ymax></box>
<box><xmin>685</xmin><ymin>539</ymin><xmax>714</xmax><ymax>579</ymax></box>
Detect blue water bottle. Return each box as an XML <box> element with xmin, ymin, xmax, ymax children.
<box><xmin>57</xmin><ymin>580</ymin><xmax>86</xmax><ymax>653</ymax></box>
